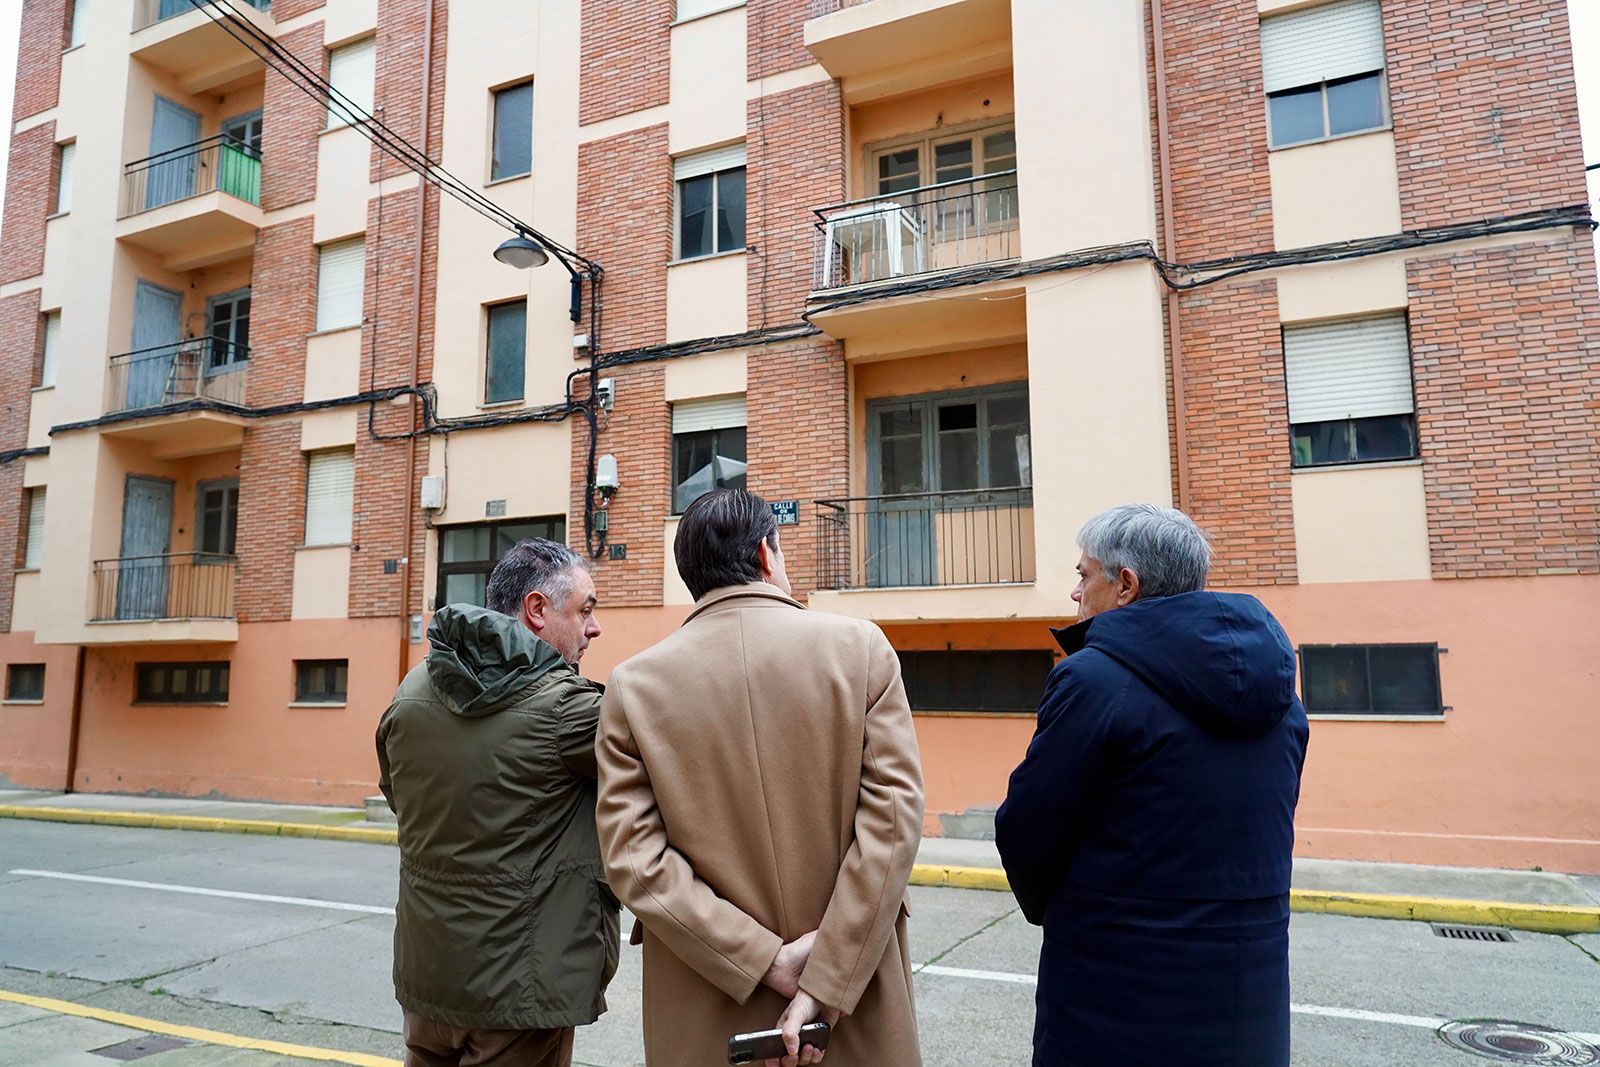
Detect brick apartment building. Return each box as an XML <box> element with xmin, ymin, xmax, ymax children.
<box><xmin>1</xmin><ymin>0</ymin><xmax>1596</xmax><ymax>871</ymax></box>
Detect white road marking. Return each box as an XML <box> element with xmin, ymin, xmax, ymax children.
<box><xmin>9</xmin><ymin>869</ymin><xmax>395</xmax><ymax>916</ymax></box>
<box><xmin>918</xmin><ymin>964</ymin><xmax>1038</xmax><ymax>985</ymax></box>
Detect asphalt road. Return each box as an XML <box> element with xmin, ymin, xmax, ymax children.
<box><xmin>0</xmin><ymin>819</ymin><xmax>1597</xmax><ymax>1066</ymax></box>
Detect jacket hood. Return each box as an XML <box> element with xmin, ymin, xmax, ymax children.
<box><xmin>425</xmin><ymin>604</ymin><xmax>568</xmax><ymax>717</ymax></box>
<box><xmin>1053</xmin><ymin>591</ymin><xmax>1298</xmax><ymax>738</ymax></box>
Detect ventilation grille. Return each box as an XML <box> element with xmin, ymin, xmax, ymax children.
<box><xmin>1432</xmin><ymin>923</ymin><xmax>1514</xmax><ymax>943</ymax></box>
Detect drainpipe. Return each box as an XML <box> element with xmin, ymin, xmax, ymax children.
<box><xmin>398</xmin><ymin>0</ymin><xmax>436</xmax><ymax>683</ymax></box>
<box><xmin>1150</xmin><ymin>0</ymin><xmax>1191</xmax><ymax>512</ymax></box>
<box><xmin>63</xmin><ymin>645</ymin><xmax>86</xmax><ymax>793</ymax></box>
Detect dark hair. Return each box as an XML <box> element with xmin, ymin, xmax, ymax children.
<box><xmin>485</xmin><ymin>537</ymin><xmax>587</xmax><ymax>616</ymax></box>
<box><xmin>674</xmin><ymin>489</ymin><xmax>778</xmax><ymax>600</ymax></box>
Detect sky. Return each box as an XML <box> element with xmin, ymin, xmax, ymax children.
<box><xmin>0</xmin><ymin>2</ymin><xmax>1593</xmax><ymax>235</ymax></box>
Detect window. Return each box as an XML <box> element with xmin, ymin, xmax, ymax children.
<box><xmin>222</xmin><ymin>111</ymin><xmax>263</xmax><ymax>154</ymax></box>
<box><xmin>38</xmin><ymin>311</ymin><xmax>60</xmax><ymax>388</ymax></box>
<box><xmin>869</xmin><ymin>387</ymin><xmax>1031</xmax><ymax>495</ymax></box>
<box><xmin>295</xmin><ymin>659</ymin><xmax>348</xmax><ymax>704</ymax></box>
<box><xmin>1261</xmin><ymin>0</ymin><xmax>1387</xmax><ymax>148</ymax></box>
<box><xmin>898</xmin><ymin>650</ymin><xmax>1054</xmax><ymax>713</ymax></box>
<box><xmin>672</xmin><ymin>396</ymin><xmax>747</xmax><ymax>514</ymax></box>
<box><xmin>490</xmin><ymin>81</ymin><xmax>533</xmax><ymax>181</ymax></box>
<box><xmin>136</xmin><ymin>661</ymin><xmax>230</xmax><ymax>704</ymax></box>
<box><xmin>208</xmin><ymin>289</ymin><xmax>251</xmax><ymax>373</ymax></box>
<box><xmin>327</xmin><ymin>37</ymin><xmax>377</xmax><ymax>129</ymax></box>
<box><xmin>675</xmin><ymin>145</ymin><xmax>746</xmax><ymax>260</ymax></box>
<box><xmin>197</xmin><ymin>479</ymin><xmax>239</xmax><ymax>556</ymax></box>
<box><xmin>53</xmin><ymin>142</ymin><xmax>74</xmax><ymax>214</ymax></box>
<box><xmin>304</xmin><ymin>448</ymin><xmax>355</xmax><ymax>546</ymax></box>
<box><xmin>1285</xmin><ymin>314</ymin><xmax>1416</xmax><ymax>467</ymax></box>
<box><xmin>435</xmin><ymin>516</ymin><xmax>566</xmax><ymax>609</ymax></box>
<box><xmin>676</xmin><ymin>0</ymin><xmax>743</xmax><ymax>19</ymax></box>
<box><xmin>484</xmin><ymin>300</ymin><xmax>527</xmax><ymax>405</ymax></box>
<box><xmin>68</xmin><ymin>0</ymin><xmax>86</xmax><ymax>48</ymax></box>
<box><xmin>1300</xmin><ymin>644</ymin><xmax>1442</xmax><ymax>716</ymax></box>
<box><xmin>22</xmin><ymin>488</ymin><xmax>45</xmax><ymax>570</ymax></box>
<box><xmin>872</xmin><ymin>123</ymin><xmax>1018</xmax><ymax>227</ymax></box>
<box><xmin>5</xmin><ymin>664</ymin><xmax>45</xmax><ymax>702</ymax></box>
<box><xmin>316</xmin><ymin>237</ymin><xmax>365</xmax><ymax>331</ymax></box>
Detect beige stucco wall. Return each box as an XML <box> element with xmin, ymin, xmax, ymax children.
<box><xmin>424</xmin><ymin>421</ymin><xmax>573</xmax><ymax>530</ymax></box>
<box><xmin>27</xmin><ymin>390</ymin><xmax>54</xmax><ymax>451</ymax></box>
<box><xmin>849</xmin><ymin>71</ymin><xmax>1013</xmax><ymax>199</ymax></box>
<box><xmin>666</xmin><ymin>254</ymin><xmax>748</xmax><ymax>342</ymax></box>
<box><xmin>1292</xmin><ymin>463</ymin><xmax>1430</xmax><ymax>583</ymax></box>
<box><xmin>1270</xmin><ymin>131</ymin><xmax>1402</xmax><ymax>250</ymax></box>
<box><xmin>304</xmin><ymin>329</ymin><xmax>363</xmax><ymax>402</ymax></box>
<box><xmin>663</xmin><ymin>349</ymin><xmax>747</xmax><ymax>400</ymax></box>
<box><xmin>1276</xmin><ymin>254</ymin><xmax>1408</xmax><ymax>323</ymax></box>
<box><xmin>662</xmin><ymin>518</ymin><xmax>693</xmax><ymax>606</ymax></box>
<box><xmin>300</xmin><ymin>409</ymin><xmax>358</xmax><ymax>451</ymax></box>
<box><xmin>313</xmin><ymin>128</ymin><xmax>373</xmax><ymax>243</ymax></box>
<box><xmin>291</xmin><ymin>546</ymin><xmax>352</xmax><ymax>619</ymax></box>
<box><xmin>669</xmin><ymin>8</ymin><xmax>747</xmax><ymax>155</ymax></box>
<box><xmin>11</xmin><ymin>572</ymin><xmax>41</xmax><ymax>633</ymax></box>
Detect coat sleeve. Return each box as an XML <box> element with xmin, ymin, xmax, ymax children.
<box><xmin>799</xmin><ymin>626</ymin><xmax>925</xmax><ymax>1014</ymax></box>
<box><xmin>375</xmin><ymin>703</ymin><xmax>397</xmax><ymax>814</ymax></box>
<box><xmin>553</xmin><ymin>680</ymin><xmax>603</xmax><ymax>781</ymax></box>
<box><xmin>995</xmin><ymin>657</ymin><xmax>1123</xmax><ymax>926</ymax></box>
<box><xmin>596</xmin><ymin>670</ymin><xmax>784</xmax><ymax>1004</ymax></box>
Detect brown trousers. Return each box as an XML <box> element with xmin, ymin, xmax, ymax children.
<box><xmin>402</xmin><ymin>1009</ymin><xmax>575</xmax><ymax>1067</ymax></box>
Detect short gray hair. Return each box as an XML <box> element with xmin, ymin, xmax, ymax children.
<box><xmin>485</xmin><ymin>537</ymin><xmax>588</xmax><ymax>616</ymax></box>
<box><xmin>1077</xmin><ymin>504</ymin><xmax>1211</xmax><ymax>600</ymax></box>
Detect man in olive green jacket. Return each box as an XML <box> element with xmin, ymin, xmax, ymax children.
<box><xmin>377</xmin><ymin>538</ymin><xmax>616</xmax><ymax>1067</ymax></box>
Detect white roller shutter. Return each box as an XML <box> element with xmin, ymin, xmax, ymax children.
<box><xmin>69</xmin><ymin>0</ymin><xmax>87</xmax><ymax>47</ymax></box>
<box><xmin>304</xmin><ymin>449</ymin><xmax>355</xmax><ymax>545</ymax></box>
<box><xmin>674</xmin><ymin>144</ymin><xmax>746</xmax><ymax>181</ymax></box>
<box><xmin>24</xmin><ymin>489</ymin><xmax>45</xmax><ymax>569</ymax></box>
<box><xmin>316</xmin><ymin>238</ymin><xmax>365</xmax><ymax>331</ymax></box>
<box><xmin>55</xmin><ymin>143</ymin><xmax>74</xmax><ymax>214</ymax></box>
<box><xmin>39</xmin><ymin>312</ymin><xmax>60</xmax><ymax>388</ymax></box>
<box><xmin>327</xmin><ymin>37</ymin><xmax>377</xmax><ymax>128</ymax></box>
<box><xmin>1285</xmin><ymin>315</ymin><xmax>1413</xmax><ymax>424</ymax></box>
<box><xmin>1261</xmin><ymin>0</ymin><xmax>1385</xmax><ymax>94</ymax></box>
<box><xmin>673</xmin><ymin>395</ymin><xmax>747</xmax><ymax>434</ymax></box>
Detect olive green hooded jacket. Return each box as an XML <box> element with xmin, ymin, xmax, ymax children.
<box><xmin>376</xmin><ymin>604</ymin><xmax>620</xmax><ymax>1031</ymax></box>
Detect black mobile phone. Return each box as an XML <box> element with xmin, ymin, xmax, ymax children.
<box><xmin>727</xmin><ymin>1021</ymin><xmax>831</xmax><ymax>1064</ymax></box>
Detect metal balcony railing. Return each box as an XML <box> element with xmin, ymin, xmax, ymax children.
<box><xmin>816</xmin><ymin>487</ymin><xmax>1036</xmax><ymax>590</ymax></box>
<box><xmin>106</xmin><ymin>339</ymin><xmax>250</xmax><ymax>414</ymax></box>
<box><xmin>92</xmin><ymin>552</ymin><xmax>238</xmax><ymax>622</ymax></box>
<box><xmin>812</xmin><ymin>170</ymin><xmax>1020</xmax><ymax>291</ymax></box>
<box><xmin>120</xmin><ymin>136</ymin><xmax>262</xmax><ymax>217</ymax></box>
<box><xmin>134</xmin><ymin>0</ymin><xmax>269</xmax><ymax>32</ymax></box>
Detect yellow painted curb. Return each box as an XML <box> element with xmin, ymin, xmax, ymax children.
<box><xmin>0</xmin><ymin>988</ymin><xmax>401</xmax><ymax>1066</ymax></box>
<box><xmin>0</xmin><ymin>805</ymin><xmax>398</xmax><ymax>846</ymax></box>
<box><xmin>909</xmin><ymin>864</ymin><xmax>1011</xmax><ymax>891</ymax></box>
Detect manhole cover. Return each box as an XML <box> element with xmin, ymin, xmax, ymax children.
<box><xmin>1439</xmin><ymin>1020</ymin><xmax>1600</xmax><ymax>1065</ymax></box>
<box><xmin>91</xmin><ymin>1035</ymin><xmax>192</xmax><ymax>1061</ymax></box>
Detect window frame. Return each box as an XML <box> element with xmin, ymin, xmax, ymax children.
<box><xmin>488</xmin><ymin>79</ymin><xmax>534</xmax><ymax>183</ymax></box>
<box><xmin>1265</xmin><ymin>69</ymin><xmax>1391</xmax><ymax>150</ymax></box>
<box><xmin>897</xmin><ymin>649</ymin><xmax>1055</xmax><ymax>714</ymax></box>
<box><xmin>866</xmin><ymin>119</ymin><xmax>1018</xmax><ymax>195</ymax></box>
<box><xmin>315</xmin><ymin>236</ymin><xmax>365</xmax><ymax>333</ymax></box>
<box><xmin>670</xmin><ymin>425</ymin><xmax>748</xmax><ymax>516</ymax></box>
<box><xmin>293</xmin><ymin>658</ymin><xmax>349</xmax><ymax>705</ymax></box>
<box><xmin>483</xmin><ymin>298</ymin><xmax>528</xmax><ymax>406</ymax></box>
<box><xmin>1283</xmin><ymin>313</ymin><xmax>1419</xmax><ymax>470</ymax></box>
<box><xmin>674</xmin><ymin>160</ymin><xmax>747</xmax><ymax>262</ymax></box>
<box><xmin>866</xmin><ymin>383</ymin><xmax>1033</xmax><ymax>498</ymax></box>
<box><xmin>37</xmin><ymin>310</ymin><xmax>60</xmax><ymax>389</ymax></box>
<box><xmin>196</xmin><ymin>477</ymin><xmax>240</xmax><ymax>558</ymax></box>
<box><xmin>134</xmin><ymin>661</ymin><xmax>231</xmax><ymax>705</ymax></box>
<box><xmin>22</xmin><ymin>487</ymin><xmax>46</xmax><ymax>570</ymax></box>
<box><xmin>433</xmin><ymin>516</ymin><xmax>567</xmax><ymax>611</ymax></box>
<box><xmin>325</xmin><ymin>37</ymin><xmax>377</xmax><ymax>131</ymax></box>
<box><xmin>4</xmin><ymin>663</ymin><xmax>45</xmax><ymax>703</ymax></box>
<box><xmin>303</xmin><ymin>447</ymin><xmax>355</xmax><ymax>547</ymax></box>
<box><xmin>53</xmin><ymin>141</ymin><xmax>75</xmax><ymax>216</ymax></box>
<box><xmin>1297</xmin><ymin>642</ymin><xmax>1445</xmax><ymax>718</ymax></box>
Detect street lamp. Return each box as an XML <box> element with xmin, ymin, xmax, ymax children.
<box><xmin>493</xmin><ymin>233</ymin><xmax>550</xmax><ymax>270</ymax></box>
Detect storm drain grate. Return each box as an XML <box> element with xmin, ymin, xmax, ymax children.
<box><xmin>90</xmin><ymin>1035</ymin><xmax>192</xmax><ymax>1061</ymax></box>
<box><xmin>1438</xmin><ymin>1020</ymin><xmax>1600</xmax><ymax>1065</ymax></box>
<box><xmin>1433</xmin><ymin>923</ymin><xmax>1515</xmax><ymax>942</ymax></box>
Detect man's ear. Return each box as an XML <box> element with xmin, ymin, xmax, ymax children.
<box><xmin>755</xmin><ymin>538</ymin><xmax>776</xmax><ymax>582</ymax></box>
<box><xmin>521</xmin><ymin>589</ymin><xmax>548</xmax><ymax>632</ymax></box>
<box><xmin>1116</xmin><ymin>567</ymin><xmax>1141</xmax><ymax>607</ymax></box>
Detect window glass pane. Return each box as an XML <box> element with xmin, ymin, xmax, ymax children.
<box><xmin>1327</xmin><ymin>72</ymin><xmax>1385</xmax><ymax>137</ymax></box>
<box><xmin>444</xmin><ymin>572</ymin><xmax>487</xmax><ymax>607</ymax></box>
<box><xmin>987</xmin><ymin>396</ymin><xmax>1031</xmax><ymax>488</ymax></box>
<box><xmin>937</xmin><ymin>403</ymin><xmax>980</xmax><ymax>492</ymax></box>
<box><xmin>876</xmin><ymin>406</ymin><xmax>926</xmax><ymax>495</ymax></box>
<box><xmin>898</xmin><ymin>650</ymin><xmax>1053</xmax><ymax>712</ymax></box>
<box><xmin>1268</xmin><ymin>85</ymin><xmax>1325</xmax><ymax>147</ymax></box>
<box><xmin>6</xmin><ymin>665</ymin><xmax>44</xmax><ymax>701</ymax></box>
<box><xmin>716</xmin><ymin>168</ymin><xmax>746</xmax><ymax>253</ymax></box>
<box><xmin>933</xmin><ymin>139</ymin><xmax>974</xmax><ymax>184</ymax></box>
<box><xmin>1291</xmin><ymin>419</ymin><xmax>1355</xmax><ymax>466</ymax></box>
<box><xmin>485</xmin><ymin>300</ymin><xmax>527</xmax><ymax>404</ymax></box>
<box><xmin>673</xmin><ymin>430</ymin><xmax>715</xmax><ymax>513</ymax></box>
<box><xmin>1302</xmin><ymin>647</ymin><xmax>1369</xmax><ymax>712</ymax></box>
<box><xmin>982</xmin><ymin>130</ymin><xmax>1017</xmax><ymax>171</ymax></box>
<box><xmin>1351</xmin><ymin>413</ymin><xmax>1416</xmax><ymax>462</ymax></box>
<box><xmin>442</xmin><ymin>526</ymin><xmax>492</xmax><ymax>563</ymax></box>
<box><xmin>491</xmin><ymin>82</ymin><xmax>533</xmax><ymax>181</ymax></box>
<box><xmin>1369</xmin><ymin>647</ymin><xmax>1438</xmax><ymax>713</ymax></box>
<box><xmin>495</xmin><ymin>521</ymin><xmax>554</xmax><ymax>556</ymax></box>
<box><xmin>678</xmin><ymin>175</ymin><xmax>713</xmax><ymax>259</ymax></box>
<box><xmin>712</xmin><ymin>426</ymin><xmax>747</xmax><ymax>492</ymax></box>
<box><xmin>876</xmin><ymin>148</ymin><xmax>921</xmax><ymax>196</ymax></box>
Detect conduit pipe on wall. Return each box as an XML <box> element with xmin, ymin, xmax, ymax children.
<box><xmin>1150</xmin><ymin>0</ymin><xmax>1192</xmax><ymax>512</ymax></box>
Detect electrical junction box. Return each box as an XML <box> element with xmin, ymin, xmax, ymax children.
<box><xmin>420</xmin><ymin>475</ymin><xmax>445</xmax><ymax>510</ymax></box>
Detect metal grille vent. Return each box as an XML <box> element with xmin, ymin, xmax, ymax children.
<box><xmin>1432</xmin><ymin>923</ymin><xmax>1515</xmax><ymax>942</ymax></box>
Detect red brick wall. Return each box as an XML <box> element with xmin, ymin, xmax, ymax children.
<box><xmin>571</xmin><ymin>365</ymin><xmax>669</xmax><ymax>605</ymax></box>
<box><xmin>579</xmin><ymin>0</ymin><xmax>671</xmax><ymax>127</ymax></box>
<box><xmin>747</xmin><ymin>81</ymin><xmax>843</xmax><ymax>328</ymax></box>
<box><xmin>260</xmin><ymin>24</ymin><xmax>325</xmax><ymax>212</ymax></box>
<box><xmin>1410</xmin><ymin>234</ymin><xmax>1600</xmax><ymax>577</ymax></box>
<box><xmin>0</xmin><ymin>291</ymin><xmax>41</xmax><ymax>633</ymax></box>
<box><xmin>371</xmin><ymin>0</ymin><xmax>448</xmax><ymax>182</ymax></box>
<box><xmin>1160</xmin><ymin>0</ymin><xmax>1272</xmax><ymax>260</ymax></box>
<box><xmin>12</xmin><ymin>0</ymin><xmax>66</xmax><ymax>123</ymax></box>
<box><xmin>0</xmin><ymin>122</ymin><xmax>56</xmax><ymax>285</ymax></box>
<box><xmin>1386</xmin><ymin>0</ymin><xmax>1588</xmax><ymax>230</ymax></box>
<box><xmin>748</xmin><ymin>0</ymin><xmax>815</xmax><ymax>79</ymax></box>
<box><xmin>244</xmin><ymin>219</ymin><xmax>316</xmax><ymax>407</ymax></box>
<box><xmin>272</xmin><ymin>0</ymin><xmax>325</xmax><ymax>20</ymax></box>
<box><xmin>235</xmin><ymin>422</ymin><xmax>304</xmax><ymax>623</ymax></box>
<box><xmin>577</xmin><ymin>124</ymin><xmax>670</xmax><ymax>352</ymax></box>
<box><xmin>1177</xmin><ymin>278</ymin><xmax>1297</xmax><ymax>585</ymax></box>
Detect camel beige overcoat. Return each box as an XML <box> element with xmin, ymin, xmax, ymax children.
<box><xmin>596</xmin><ymin>583</ymin><xmax>925</xmax><ymax>1066</ymax></box>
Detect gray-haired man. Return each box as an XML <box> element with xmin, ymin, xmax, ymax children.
<box><xmin>377</xmin><ymin>538</ymin><xmax>616</xmax><ymax>1067</ymax></box>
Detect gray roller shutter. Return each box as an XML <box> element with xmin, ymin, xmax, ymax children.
<box><xmin>1261</xmin><ymin>0</ymin><xmax>1385</xmax><ymax>94</ymax></box>
<box><xmin>672</xmin><ymin>395</ymin><xmax>747</xmax><ymax>434</ymax></box>
<box><xmin>1285</xmin><ymin>314</ymin><xmax>1413</xmax><ymax>424</ymax></box>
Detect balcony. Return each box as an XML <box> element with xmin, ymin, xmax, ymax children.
<box><xmin>117</xmin><ymin>137</ymin><xmax>264</xmax><ymax>270</ymax></box>
<box><xmin>101</xmin><ymin>341</ymin><xmax>249</xmax><ymax>458</ymax></box>
<box><xmin>805</xmin><ymin>0</ymin><xmax>1011</xmax><ymax>102</ymax></box>
<box><xmin>131</xmin><ymin>0</ymin><xmax>273</xmax><ymax>94</ymax></box>
<box><xmin>86</xmin><ymin>552</ymin><xmax>238</xmax><ymax>644</ymax></box>
<box><xmin>817</xmin><ymin>488</ymin><xmax>1035</xmax><ymax>588</ymax></box>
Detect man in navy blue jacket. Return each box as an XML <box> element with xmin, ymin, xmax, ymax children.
<box><xmin>996</xmin><ymin>504</ymin><xmax>1309</xmax><ymax>1067</ymax></box>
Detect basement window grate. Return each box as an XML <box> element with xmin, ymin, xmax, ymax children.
<box><xmin>1431</xmin><ymin>923</ymin><xmax>1515</xmax><ymax>943</ymax></box>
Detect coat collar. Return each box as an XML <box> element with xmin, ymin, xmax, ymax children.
<box><xmin>685</xmin><ymin>582</ymin><xmax>804</xmax><ymax>624</ymax></box>
<box><xmin>1051</xmin><ymin>616</ymin><xmax>1092</xmax><ymax>656</ymax></box>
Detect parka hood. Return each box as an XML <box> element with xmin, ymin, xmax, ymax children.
<box><xmin>425</xmin><ymin>604</ymin><xmax>568</xmax><ymax>717</ymax></box>
<box><xmin>1053</xmin><ymin>591</ymin><xmax>1298</xmax><ymax>738</ymax></box>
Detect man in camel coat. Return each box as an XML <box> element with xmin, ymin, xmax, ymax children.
<box><xmin>597</xmin><ymin>488</ymin><xmax>925</xmax><ymax>1067</ymax></box>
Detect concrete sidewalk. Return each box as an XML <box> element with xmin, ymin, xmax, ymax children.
<box><xmin>5</xmin><ymin>789</ymin><xmax>1599</xmax><ymax>933</ymax></box>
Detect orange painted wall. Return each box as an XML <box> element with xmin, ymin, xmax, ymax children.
<box><xmin>0</xmin><ymin>633</ymin><xmax>80</xmax><ymax>790</ymax></box>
